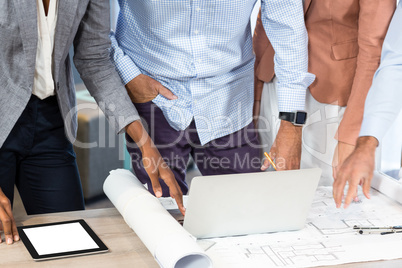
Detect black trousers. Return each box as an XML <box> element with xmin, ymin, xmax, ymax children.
<box><xmin>0</xmin><ymin>95</ymin><xmax>84</xmax><ymax>215</ymax></box>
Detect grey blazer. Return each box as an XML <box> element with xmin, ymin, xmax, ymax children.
<box><xmin>0</xmin><ymin>0</ymin><xmax>139</xmax><ymax>147</ymax></box>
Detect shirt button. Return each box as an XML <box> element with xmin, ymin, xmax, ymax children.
<box><xmin>196</xmin><ymin>59</ymin><xmax>201</xmax><ymax>63</ymax></box>
<box><xmin>196</xmin><ymin>7</ymin><xmax>201</xmax><ymax>11</ymax></box>
<box><xmin>194</xmin><ymin>30</ymin><xmax>199</xmax><ymax>34</ymax></box>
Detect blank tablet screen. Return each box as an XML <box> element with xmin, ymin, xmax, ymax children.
<box><xmin>18</xmin><ymin>219</ymin><xmax>108</xmax><ymax>261</ymax></box>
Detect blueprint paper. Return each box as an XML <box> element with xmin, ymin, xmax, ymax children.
<box><xmin>103</xmin><ymin>169</ymin><xmax>212</xmax><ymax>268</ymax></box>
<box><xmin>204</xmin><ymin>186</ymin><xmax>402</xmax><ymax>268</ymax></box>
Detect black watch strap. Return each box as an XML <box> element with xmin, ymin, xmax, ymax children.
<box><xmin>278</xmin><ymin>112</ymin><xmax>295</xmax><ymax>123</ymax></box>
<box><xmin>279</xmin><ymin>111</ymin><xmax>307</xmax><ymax>125</ymax></box>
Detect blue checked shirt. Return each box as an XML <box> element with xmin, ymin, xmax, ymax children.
<box><xmin>110</xmin><ymin>0</ymin><xmax>315</xmax><ymax>145</ymax></box>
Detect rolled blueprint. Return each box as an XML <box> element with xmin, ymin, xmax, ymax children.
<box><xmin>103</xmin><ymin>169</ymin><xmax>213</xmax><ymax>268</ymax></box>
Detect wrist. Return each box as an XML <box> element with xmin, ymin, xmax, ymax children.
<box><xmin>279</xmin><ymin>120</ymin><xmax>303</xmax><ymax>135</ymax></box>
<box><xmin>125</xmin><ymin>120</ymin><xmax>152</xmax><ymax>153</ymax></box>
<box><xmin>356</xmin><ymin>136</ymin><xmax>378</xmax><ymax>153</ymax></box>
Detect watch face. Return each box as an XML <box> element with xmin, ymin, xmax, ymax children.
<box><xmin>295</xmin><ymin>112</ymin><xmax>307</xmax><ymax>124</ymax></box>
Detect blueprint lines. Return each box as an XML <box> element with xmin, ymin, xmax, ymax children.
<box><xmin>205</xmin><ymin>186</ymin><xmax>402</xmax><ymax>268</ymax></box>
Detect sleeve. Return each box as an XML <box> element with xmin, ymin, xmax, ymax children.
<box><xmin>359</xmin><ymin>2</ymin><xmax>402</xmax><ymax>145</ymax></box>
<box><xmin>336</xmin><ymin>0</ymin><xmax>396</xmax><ymax>145</ymax></box>
<box><xmin>72</xmin><ymin>0</ymin><xmax>140</xmax><ymax>134</ymax></box>
<box><xmin>109</xmin><ymin>30</ymin><xmax>142</xmax><ymax>85</ymax></box>
<box><xmin>260</xmin><ymin>0</ymin><xmax>315</xmax><ymax>112</ymax></box>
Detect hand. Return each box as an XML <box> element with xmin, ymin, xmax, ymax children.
<box><xmin>0</xmin><ymin>188</ymin><xmax>19</xmax><ymax>244</ymax></box>
<box><xmin>332</xmin><ymin>142</ymin><xmax>358</xmax><ymax>202</ymax></box>
<box><xmin>332</xmin><ymin>136</ymin><xmax>378</xmax><ymax>209</ymax></box>
<box><xmin>126</xmin><ymin>121</ymin><xmax>185</xmax><ymax>215</ymax></box>
<box><xmin>261</xmin><ymin>120</ymin><xmax>302</xmax><ymax>171</ymax></box>
<box><xmin>125</xmin><ymin>74</ymin><xmax>177</xmax><ymax>103</ymax></box>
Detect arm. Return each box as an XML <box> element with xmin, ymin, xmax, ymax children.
<box><xmin>73</xmin><ymin>0</ymin><xmax>139</xmax><ymax>134</ymax></box>
<box><xmin>260</xmin><ymin>0</ymin><xmax>315</xmax><ymax>170</ymax></box>
<box><xmin>73</xmin><ymin>0</ymin><xmax>184</xmax><ymax>214</ymax></box>
<box><xmin>109</xmin><ymin>26</ymin><xmax>176</xmax><ymax>103</ymax></box>
<box><xmin>333</xmin><ymin>3</ymin><xmax>402</xmax><ymax>208</ymax></box>
<box><xmin>332</xmin><ymin>0</ymin><xmax>396</xmax><ymax>177</ymax></box>
<box><xmin>253</xmin><ymin>10</ymin><xmax>274</xmax><ymax>127</ymax></box>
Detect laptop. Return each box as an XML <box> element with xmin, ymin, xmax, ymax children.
<box><xmin>183</xmin><ymin>168</ymin><xmax>322</xmax><ymax>238</ymax></box>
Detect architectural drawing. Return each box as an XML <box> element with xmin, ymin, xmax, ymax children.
<box><xmin>204</xmin><ymin>186</ymin><xmax>402</xmax><ymax>268</ymax></box>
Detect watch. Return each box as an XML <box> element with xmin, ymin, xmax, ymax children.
<box><xmin>278</xmin><ymin>111</ymin><xmax>307</xmax><ymax>126</ymax></box>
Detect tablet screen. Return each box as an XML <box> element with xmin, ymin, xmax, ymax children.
<box><xmin>18</xmin><ymin>219</ymin><xmax>108</xmax><ymax>261</ymax></box>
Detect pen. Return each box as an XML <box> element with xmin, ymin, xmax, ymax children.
<box><xmin>354</xmin><ymin>225</ymin><xmax>402</xmax><ymax>235</ymax></box>
<box><xmin>264</xmin><ymin>152</ymin><xmax>277</xmax><ymax>171</ymax></box>
<box><xmin>353</xmin><ymin>225</ymin><xmax>402</xmax><ymax>230</ymax></box>
<box><xmin>358</xmin><ymin>230</ymin><xmax>402</xmax><ymax>235</ymax></box>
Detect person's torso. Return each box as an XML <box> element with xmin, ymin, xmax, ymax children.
<box><xmin>115</xmin><ymin>0</ymin><xmax>257</xmax><ymax>80</ymax></box>
<box><xmin>115</xmin><ymin>0</ymin><xmax>258</xmax><ymax>144</ymax></box>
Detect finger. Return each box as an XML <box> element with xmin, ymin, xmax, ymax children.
<box><xmin>362</xmin><ymin>178</ymin><xmax>372</xmax><ymax>200</ymax></box>
<box><xmin>353</xmin><ymin>188</ymin><xmax>359</xmax><ymax>202</ymax></box>
<box><xmin>149</xmin><ymin>173</ymin><xmax>163</xmax><ymax>198</ymax></box>
<box><xmin>176</xmin><ymin>196</ymin><xmax>186</xmax><ymax>216</ymax></box>
<box><xmin>160</xmin><ymin>171</ymin><xmax>186</xmax><ymax>215</ymax></box>
<box><xmin>344</xmin><ymin>182</ymin><xmax>359</xmax><ymax>209</ymax></box>
<box><xmin>332</xmin><ymin>165</ymin><xmax>337</xmax><ymax>180</ymax></box>
<box><xmin>3</xmin><ymin>203</ymin><xmax>19</xmax><ymax>242</ymax></box>
<box><xmin>0</xmin><ymin>202</ymin><xmax>14</xmax><ymax>245</ymax></box>
<box><xmin>157</xmin><ymin>85</ymin><xmax>177</xmax><ymax>100</ymax></box>
<box><xmin>142</xmin><ymin>157</ymin><xmax>163</xmax><ymax>197</ymax></box>
<box><xmin>332</xmin><ymin>175</ymin><xmax>347</xmax><ymax>208</ymax></box>
<box><xmin>276</xmin><ymin>157</ymin><xmax>286</xmax><ymax>171</ymax></box>
<box><xmin>171</xmin><ymin>189</ymin><xmax>186</xmax><ymax>216</ymax></box>
<box><xmin>261</xmin><ymin>158</ymin><xmax>271</xmax><ymax>171</ymax></box>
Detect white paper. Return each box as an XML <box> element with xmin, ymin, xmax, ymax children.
<box><xmin>204</xmin><ymin>186</ymin><xmax>402</xmax><ymax>268</ymax></box>
<box><xmin>103</xmin><ymin>169</ymin><xmax>212</xmax><ymax>268</ymax></box>
<box><xmin>23</xmin><ymin>222</ymin><xmax>99</xmax><ymax>255</ymax></box>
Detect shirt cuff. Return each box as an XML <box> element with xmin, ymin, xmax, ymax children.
<box><xmin>276</xmin><ymin>87</ymin><xmax>306</xmax><ymax>112</ymax></box>
<box><xmin>114</xmin><ymin>55</ymin><xmax>142</xmax><ymax>85</ymax></box>
<box><xmin>359</xmin><ymin>116</ymin><xmax>392</xmax><ymax>146</ymax></box>
<box><xmin>109</xmin><ymin>32</ymin><xmax>142</xmax><ymax>85</ymax></box>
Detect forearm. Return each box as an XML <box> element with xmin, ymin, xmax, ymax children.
<box><xmin>337</xmin><ymin>0</ymin><xmax>396</xmax><ymax>145</ymax></box>
<box><xmin>73</xmin><ymin>0</ymin><xmax>140</xmax><ymax>133</ymax></box>
<box><xmin>254</xmin><ymin>76</ymin><xmax>264</xmax><ymax>102</ymax></box>
<box><xmin>125</xmin><ymin>120</ymin><xmax>153</xmax><ymax>152</ymax></box>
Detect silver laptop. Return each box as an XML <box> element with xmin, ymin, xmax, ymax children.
<box><xmin>183</xmin><ymin>168</ymin><xmax>321</xmax><ymax>238</ymax></box>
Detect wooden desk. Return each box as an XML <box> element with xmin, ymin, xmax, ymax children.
<box><xmin>0</xmin><ymin>208</ymin><xmax>158</xmax><ymax>268</ymax></box>
<box><xmin>2</xmin><ymin>207</ymin><xmax>402</xmax><ymax>268</ymax></box>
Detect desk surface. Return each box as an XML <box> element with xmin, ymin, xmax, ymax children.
<box><xmin>0</xmin><ymin>208</ymin><xmax>158</xmax><ymax>268</ymax></box>
<box><xmin>2</xmin><ymin>207</ymin><xmax>402</xmax><ymax>268</ymax></box>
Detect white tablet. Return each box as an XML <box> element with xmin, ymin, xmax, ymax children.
<box><xmin>18</xmin><ymin>219</ymin><xmax>108</xmax><ymax>261</ymax></box>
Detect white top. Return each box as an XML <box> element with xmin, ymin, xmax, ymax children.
<box><xmin>32</xmin><ymin>0</ymin><xmax>59</xmax><ymax>100</ymax></box>
<box><xmin>359</xmin><ymin>2</ymin><xmax>402</xmax><ymax>144</ymax></box>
